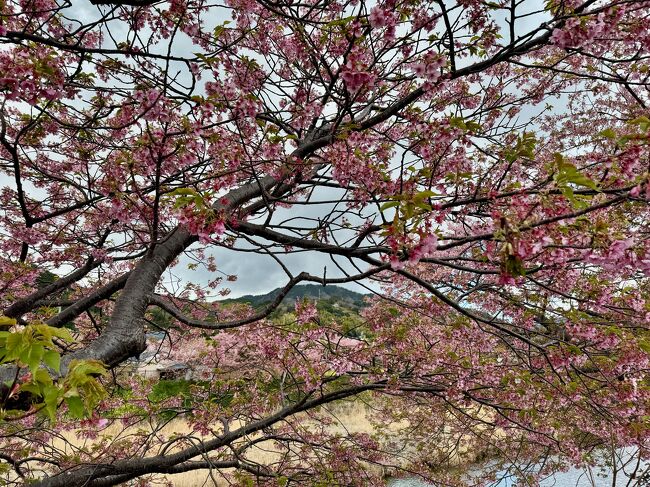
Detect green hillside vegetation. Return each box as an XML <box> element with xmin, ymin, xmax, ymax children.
<box><xmin>222</xmin><ymin>284</ymin><xmax>367</xmax><ymax>311</ymax></box>
<box><xmin>223</xmin><ymin>285</ymin><xmax>369</xmax><ymax>338</ymax></box>
<box><xmin>146</xmin><ymin>285</ymin><xmax>370</xmax><ymax>338</ymax></box>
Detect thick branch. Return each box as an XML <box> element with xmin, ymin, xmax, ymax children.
<box><xmin>32</xmin><ymin>380</ymin><xmax>423</xmax><ymax>487</ymax></box>
<box><xmin>60</xmin><ymin>228</ymin><xmax>195</xmax><ymax>371</ymax></box>
<box><xmin>45</xmin><ymin>272</ymin><xmax>131</xmax><ymax>328</ymax></box>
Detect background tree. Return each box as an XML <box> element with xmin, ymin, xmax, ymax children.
<box><xmin>1</xmin><ymin>0</ymin><xmax>650</xmax><ymax>485</ymax></box>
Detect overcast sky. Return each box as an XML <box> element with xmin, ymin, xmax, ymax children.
<box><xmin>1</xmin><ymin>1</ymin><xmax>553</xmax><ymax>299</ymax></box>
<box><xmin>171</xmin><ymin>182</ymin><xmax>383</xmax><ymax>299</ymax></box>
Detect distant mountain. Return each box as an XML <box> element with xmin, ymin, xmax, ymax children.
<box><xmin>222</xmin><ymin>284</ymin><xmax>368</xmax><ymax>311</ymax></box>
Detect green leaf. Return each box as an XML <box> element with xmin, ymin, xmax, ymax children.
<box><xmin>168</xmin><ymin>187</ymin><xmax>198</xmax><ymax>197</ymax></box>
<box><xmin>465</xmin><ymin>121</ymin><xmax>482</xmax><ymax>132</ymax></box>
<box><xmin>68</xmin><ymin>359</ymin><xmax>107</xmax><ymax>378</ymax></box>
<box><xmin>567</xmin><ymin>344</ymin><xmax>582</xmax><ymax>355</ymax></box>
<box><xmin>212</xmin><ymin>21</ymin><xmax>230</xmax><ymax>39</ymax></box>
<box><xmin>598</xmin><ymin>128</ymin><xmax>617</xmax><ymax>139</ymax></box>
<box><xmin>20</xmin><ymin>382</ymin><xmax>42</xmax><ymax>396</ymax></box>
<box><xmin>34</xmin><ymin>367</ymin><xmax>53</xmax><ymax>385</ymax></box>
<box><xmin>49</xmin><ymin>327</ymin><xmax>74</xmax><ymax>343</ymax></box>
<box><xmin>379</xmin><ymin>201</ymin><xmax>400</xmax><ymax>211</ymax></box>
<box><xmin>21</xmin><ymin>343</ymin><xmax>44</xmax><ymax>374</ymax></box>
<box><xmin>43</xmin><ymin>350</ymin><xmax>61</xmax><ymax>372</ymax></box>
<box><xmin>387</xmin><ymin>307</ymin><xmax>400</xmax><ymax>317</ymax></box>
<box><xmin>325</xmin><ymin>15</ymin><xmax>356</xmax><ymax>29</ymax></box>
<box><xmin>503</xmin><ymin>254</ymin><xmax>526</xmax><ymax>277</ymax></box>
<box><xmin>449</xmin><ymin>116</ymin><xmax>467</xmax><ymax>130</ymax></box>
<box><xmin>563</xmin><ymin>166</ymin><xmax>598</xmax><ymax>190</ymax></box>
<box><xmin>64</xmin><ymin>395</ymin><xmax>85</xmax><ymax>418</ymax></box>
<box><xmin>629</xmin><ymin>115</ymin><xmax>650</xmax><ymax>132</ymax></box>
<box><xmin>413</xmin><ymin>190</ymin><xmax>437</xmax><ymax>201</ymax></box>
<box><xmin>43</xmin><ymin>384</ymin><xmax>61</xmax><ymax>421</ymax></box>
<box><xmin>4</xmin><ymin>332</ymin><xmax>23</xmax><ymax>360</ymax></box>
<box><xmin>554</xmin><ymin>153</ymin><xmax>599</xmax><ymax>195</ymax></box>
<box><xmin>639</xmin><ymin>340</ymin><xmax>650</xmax><ymax>354</ymax></box>
<box><xmin>0</xmin><ymin>316</ymin><xmax>16</xmax><ymax>328</ymax></box>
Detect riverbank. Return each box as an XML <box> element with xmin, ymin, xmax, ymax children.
<box><xmin>32</xmin><ymin>400</ymin><xmax>492</xmax><ymax>486</ymax></box>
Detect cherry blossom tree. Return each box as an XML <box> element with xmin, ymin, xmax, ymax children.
<box><xmin>1</xmin><ymin>0</ymin><xmax>650</xmax><ymax>485</ymax></box>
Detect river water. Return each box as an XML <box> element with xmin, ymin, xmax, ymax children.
<box><xmin>389</xmin><ymin>448</ymin><xmax>649</xmax><ymax>486</ymax></box>
<box><xmin>391</xmin><ymin>470</ymin><xmax>613</xmax><ymax>487</ymax></box>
